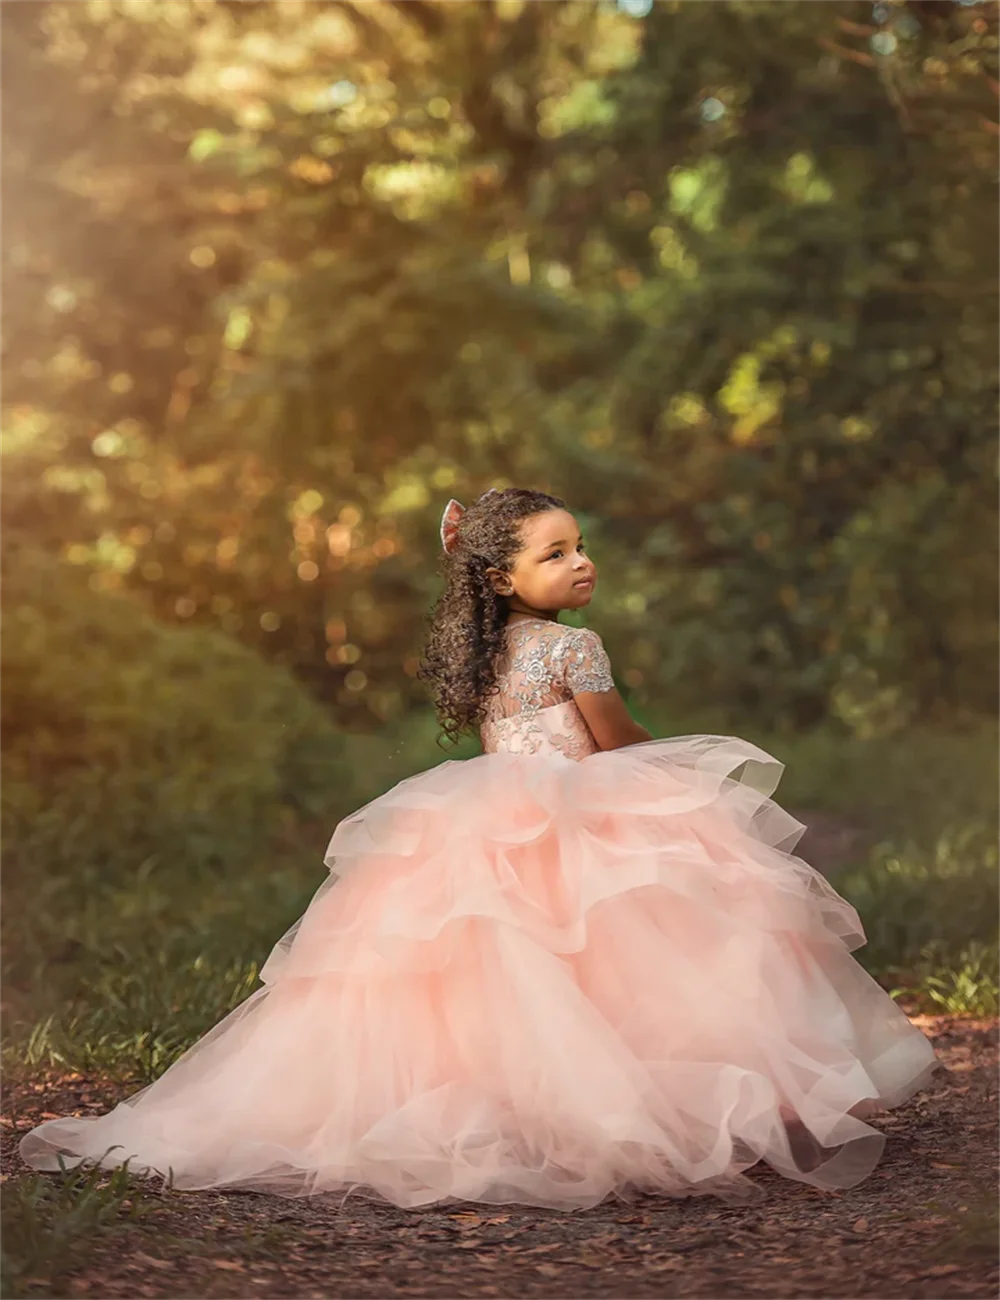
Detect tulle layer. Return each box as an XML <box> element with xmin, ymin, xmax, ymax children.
<box><xmin>19</xmin><ymin>735</ymin><xmax>941</xmax><ymax>1210</ymax></box>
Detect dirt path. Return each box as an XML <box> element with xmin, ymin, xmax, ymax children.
<box><xmin>2</xmin><ymin>1014</ymin><xmax>996</xmax><ymax>1300</ymax></box>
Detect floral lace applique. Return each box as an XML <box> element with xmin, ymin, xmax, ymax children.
<box><xmin>480</xmin><ymin>621</ymin><xmax>615</xmax><ymax>760</ymax></box>
<box><xmin>560</xmin><ymin>627</ymin><xmax>615</xmax><ymax>696</ymax></box>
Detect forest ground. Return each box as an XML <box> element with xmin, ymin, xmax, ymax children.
<box><xmin>3</xmin><ymin>814</ymin><xmax>997</xmax><ymax>1300</ymax></box>
<box><xmin>4</xmin><ymin>1013</ymin><xmax>996</xmax><ymax>1300</ymax></box>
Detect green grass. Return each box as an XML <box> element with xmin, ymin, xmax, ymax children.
<box><xmin>4</xmin><ymin>714</ymin><xmax>997</xmax><ymax>1081</ymax></box>
<box><xmin>834</xmin><ymin>821</ymin><xmax>998</xmax><ymax>1012</ymax></box>
<box><xmin>770</xmin><ymin>721</ymin><xmax>999</xmax><ymax>1016</ymax></box>
<box><xmin>894</xmin><ymin>940</ymin><xmax>999</xmax><ymax>1017</ymax></box>
<box><xmin>0</xmin><ymin>1160</ymin><xmax>164</xmax><ymax>1298</ymax></box>
<box><xmin>2</xmin><ymin>867</ymin><xmax>323</xmax><ymax>1082</ymax></box>
<box><xmin>927</xmin><ymin>1194</ymin><xmax>1000</xmax><ymax>1264</ymax></box>
<box><xmin>631</xmin><ymin>709</ymin><xmax>999</xmax><ymax>1016</ymax></box>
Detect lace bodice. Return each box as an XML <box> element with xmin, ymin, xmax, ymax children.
<box><xmin>480</xmin><ymin>619</ymin><xmax>615</xmax><ymax>761</ymax></box>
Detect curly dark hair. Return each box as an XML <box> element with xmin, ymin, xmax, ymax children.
<box><xmin>418</xmin><ymin>486</ymin><xmax>566</xmax><ymax>746</ymax></box>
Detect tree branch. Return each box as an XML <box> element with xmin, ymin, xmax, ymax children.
<box><xmin>817</xmin><ymin>36</ymin><xmax>875</xmax><ymax>69</ymax></box>
<box><xmin>393</xmin><ymin>0</ymin><xmax>445</xmax><ymax>38</ymax></box>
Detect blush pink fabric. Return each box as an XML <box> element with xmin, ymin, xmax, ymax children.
<box><xmin>19</xmin><ymin>722</ymin><xmax>941</xmax><ymax>1209</ymax></box>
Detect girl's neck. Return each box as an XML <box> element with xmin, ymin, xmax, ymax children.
<box><xmin>505</xmin><ymin>606</ymin><xmax>561</xmax><ymax>627</ymax></box>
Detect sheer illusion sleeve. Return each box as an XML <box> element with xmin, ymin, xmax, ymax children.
<box><xmin>561</xmin><ymin>627</ymin><xmax>615</xmax><ymax>696</ymax></box>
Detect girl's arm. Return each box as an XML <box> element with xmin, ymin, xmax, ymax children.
<box><xmin>573</xmin><ymin>688</ymin><xmax>653</xmax><ymax>751</ymax></box>
<box><xmin>562</xmin><ymin>628</ymin><xmax>653</xmax><ymax>751</ymax></box>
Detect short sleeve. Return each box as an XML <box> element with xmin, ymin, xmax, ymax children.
<box><xmin>562</xmin><ymin>627</ymin><xmax>615</xmax><ymax>696</ymax></box>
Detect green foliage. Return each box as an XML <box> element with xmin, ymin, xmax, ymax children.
<box><xmin>2</xmin><ymin>548</ymin><xmax>354</xmax><ymax>882</ymax></box>
<box><xmin>753</xmin><ymin>719</ymin><xmax>1000</xmax><ymax>844</ymax></box>
<box><xmin>1</xmin><ymin>853</ymin><xmax>324</xmax><ymax>1080</ymax></box>
<box><xmin>1</xmin><ymin>548</ymin><xmax>364</xmax><ymax>1038</ymax></box>
<box><xmin>638</xmin><ymin>704</ymin><xmax>999</xmax><ymax>1012</ymax></box>
<box><xmin>583</xmin><ymin>0</ymin><xmax>998</xmax><ymax>727</ymax></box>
<box><xmin>897</xmin><ymin>941</ymin><xmax>998</xmax><ymax>1018</ymax></box>
<box><xmin>0</xmin><ymin>1160</ymin><xmax>162</xmax><ymax>1298</ymax></box>
<box><xmin>1</xmin><ymin>0</ymin><xmax>995</xmax><ymax>731</ymax></box>
<box><xmin>925</xmin><ymin>1194</ymin><xmax>1000</xmax><ymax>1267</ymax></box>
<box><xmin>777</xmin><ymin>723</ymin><xmax>999</xmax><ymax>1015</ymax></box>
<box><xmin>0</xmin><ymin>0</ymin><xmax>994</xmax><ymax>1111</ymax></box>
<box><xmin>11</xmin><ymin>946</ymin><xmax>264</xmax><ymax>1085</ymax></box>
<box><xmin>838</xmin><ymin>821</ymin><xmax>998</xmax><ymax>975</ymax></box>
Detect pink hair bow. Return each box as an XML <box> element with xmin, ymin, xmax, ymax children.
<box><xmin>440</xmin><ymin>498</ymin><xmax>465</xmax><ymax>555</ymax></box>
<box><xmin>440</xmin><ymin>488</ymin><xmax>501</xmax><ymax>554</ymax></box>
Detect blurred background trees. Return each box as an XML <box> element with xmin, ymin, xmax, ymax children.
<box><xmin>4</xmin><ymin>0</ymin><xmax>996</xmax><ymax>736</ymax></box>
<box><xmin>2</xmin><ymin>0</ymin><xmax>998</xmax><ymax>1088</ymax></box>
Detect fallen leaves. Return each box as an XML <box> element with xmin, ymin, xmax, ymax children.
<box><xmin>643</xmin><ymin>1257</ymin><xmax>685</xmax><ymax>1273</ymax></box>
<box><xmin>129</xmin><ymin>1253</ymin><xmax>172</xmax><ymax>1271</ymax></box>
<box><xmin>449</xmin><ymin>1212</ymin><xmax>482</xmax><ymax>1227</ymax></box>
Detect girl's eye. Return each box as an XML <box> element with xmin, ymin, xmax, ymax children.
<box><xmin>545</xmin><ymin>542</ymin><xmax>586</xmax><ymax>561</ymax></box>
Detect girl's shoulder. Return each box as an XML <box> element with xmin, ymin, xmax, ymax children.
<box><xmin>501</xmin><ymin>621</ymin><xmax>613</xmax><ymax>696</ymax></box>
<box><xmin>552</xmin><ymin>624</ymin><xmax>604</xmax><ymax>654</ymax></box>
<box><xmin>508</xmin><ymin>619</ymin><xmax>603</xmax><ymax>642</ymax></box>
<box><xmin>507</xmin><ymin>620</ymin><xmax>607</xmax><ymax>662</ymax></box>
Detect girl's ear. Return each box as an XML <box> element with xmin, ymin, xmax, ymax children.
<box><xmin>485</xmin><ymin>566</ymin><xmax>513</xmax><ymax>597</ymax></box>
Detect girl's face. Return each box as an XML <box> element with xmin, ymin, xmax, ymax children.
<box><xmin>489</xmin><ymin>508</ymin><xmax>597</xmax><ymax>617</ymax></box>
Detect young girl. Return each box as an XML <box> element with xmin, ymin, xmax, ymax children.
<box><xmin>20</xmin><ymin>486</ymin><xmax>941</xmax><ymax>1210</ymax></box>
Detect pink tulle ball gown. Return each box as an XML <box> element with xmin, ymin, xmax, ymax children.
<box><xmin>20</xmin><ymin>619</ymin><xmax>941</xmax><ymax>1210</ymax></box>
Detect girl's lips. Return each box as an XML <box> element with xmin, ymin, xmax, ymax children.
<box><xmin>573</xmin><ymin>577</ymin><xmax>595</xmax><ymax>588</ymax></box>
